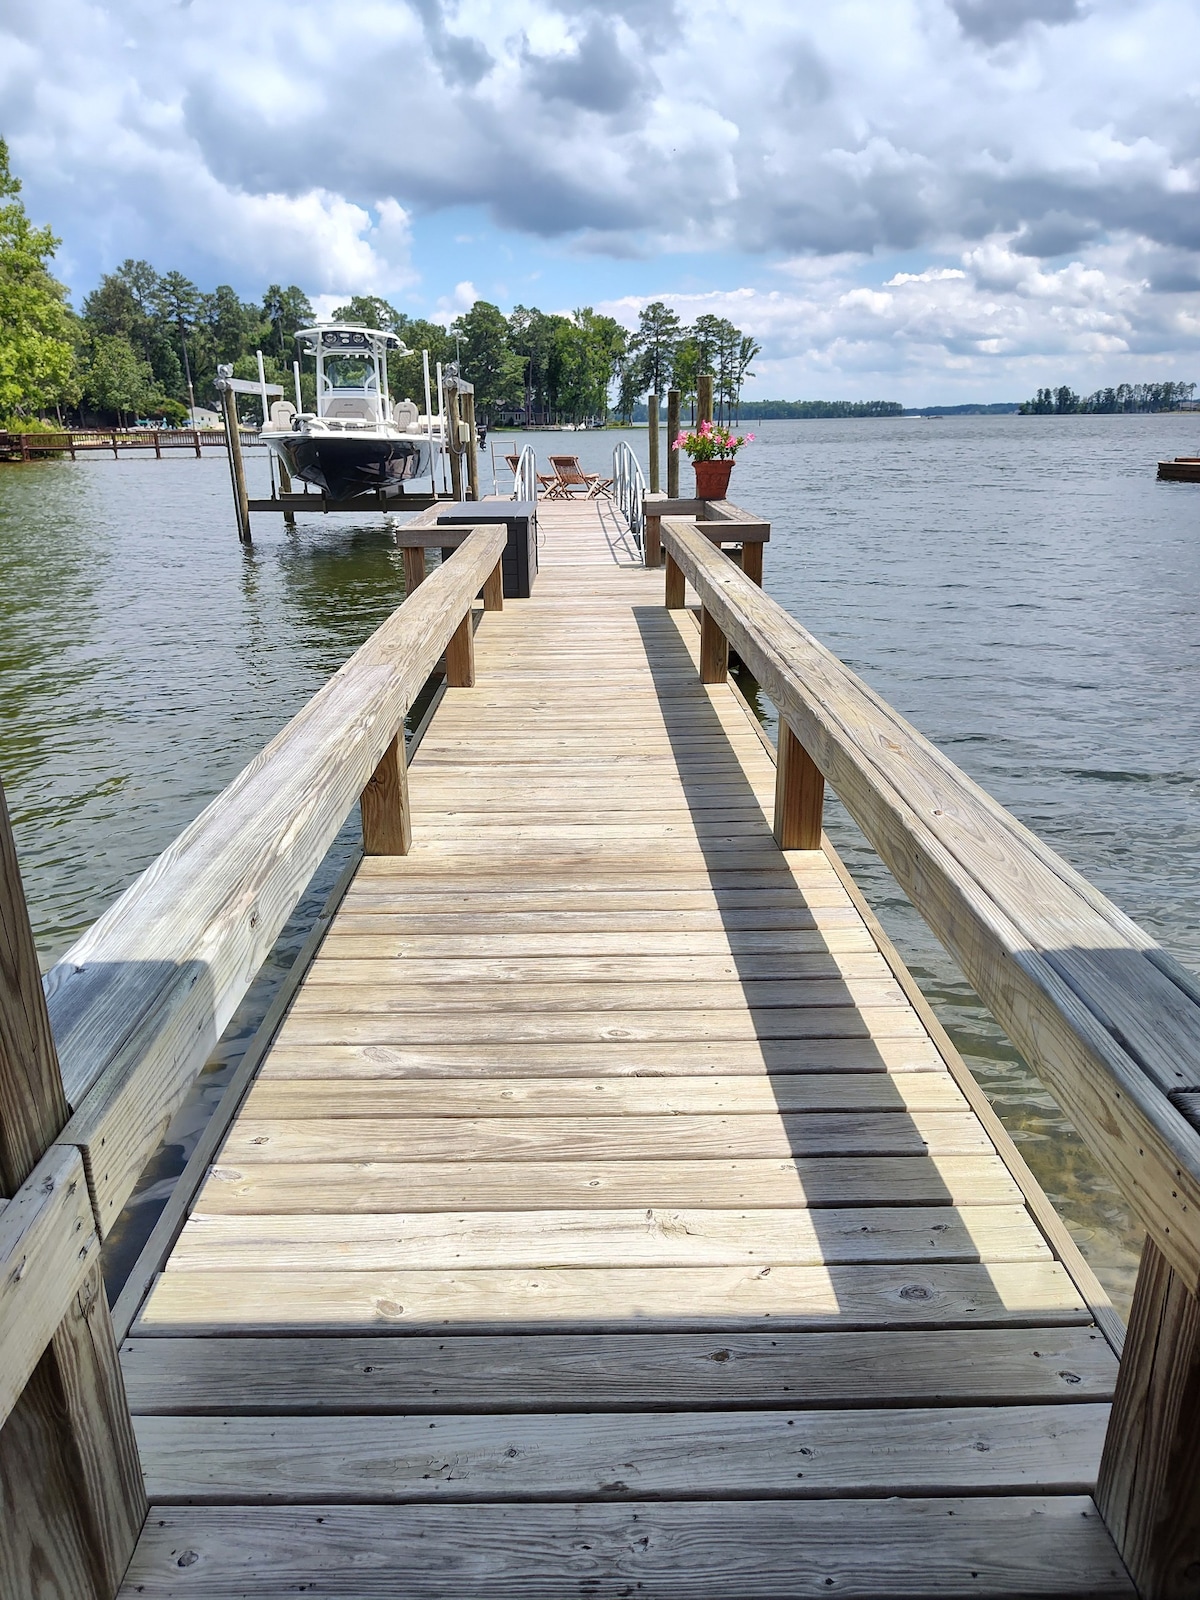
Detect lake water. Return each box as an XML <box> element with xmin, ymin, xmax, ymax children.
<box><xmin>3</xmin><ymin>415</ymin><xmax>1198</xmax><ymax>1312</ymax></box>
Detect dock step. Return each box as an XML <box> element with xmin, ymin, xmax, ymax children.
<box><xmin>120</xmin><ymin>1498</ymin><xmax>1134</xmax><ymax>1598</ymax></box>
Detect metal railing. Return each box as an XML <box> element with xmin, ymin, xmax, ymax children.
<box><xmin>511</xmin><ymin>443</ymin><xmax>538</xmax><ymax>502</ymax></box>
<box><xmin>612</xmin><ymin>440</ymin><xmax>645</xmax><ymax>551</ymax></box>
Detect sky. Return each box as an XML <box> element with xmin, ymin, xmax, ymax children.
<box><xmin>2</xmin><ymin>0</ymin><xmax>1199</xmax><ymax>404</ymax></box>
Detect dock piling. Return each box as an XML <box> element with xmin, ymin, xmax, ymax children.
<box><xmin>218</xmin><ymin>379</ymin><xmax>252</xmax><ymax>544</ymax></box>
<box><xmin>444</xmin><ymin>382</ymin><xmax>465</xmax><ymax>503</ymax></box>
<box><xmin>648</xmin><ymin>393</ymin><xmax>660</xmax><ymax>493</ymax></box>
<box><xmin>461</xmin><ymin>389</ymin><xmax>480</xmax><ymax>501</ymax></box>
<box><xmin>666</xmin><ymin>390</ymin><xmax>681</xmax><ymax>498</ymax></box>
<box><xmin>698</xmin><ymin>372</ymin><xmax>714</xmax><ymax>428</ymax></box>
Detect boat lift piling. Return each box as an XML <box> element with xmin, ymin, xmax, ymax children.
<box><xmin>440</xmin><ymin>369</ymin><xmax>480</xmax><ymax>503</ymax></box>
<box><xmin>217</xmin><ymin>374</ymin><xmax>252</xmax><ymax>545</ymax></box>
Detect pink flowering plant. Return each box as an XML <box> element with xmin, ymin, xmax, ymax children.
<box><xmin>672</xmin><ymin>419</ymin><xmax>754</xmax><ymax>461</ymax></box>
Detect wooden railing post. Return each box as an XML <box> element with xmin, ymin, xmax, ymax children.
<box><xmin>0</xmin><ymin>777</ymin><xmax>146</xmax><ymax>1600</ymax></box>
<box><xmin>741</xmin><ymin>541</ymin><xmax>764</xmax><ymax>586</ymax></box>
<box><xmin>665</xmin><ymin>551</ymin><xmax>686</xmax><ymax>610</ymax></box>
<box><xmin>646</xmin><ymin>516</ymin><xmax>662</xmax><ymax>568</ymax></box>
<box><xmin>446</xmin><ymin>611</ymin><xmax>476</xmax><ymax>687</ymax></box>
<box><xmin>699</xmin><ymin>606</ymin><xmax>727</xmax><ymax>683</ymax></box>
<box><xmin>1096</xmin><ymin>1234</ymin><xmax>1200</xmax><ymax>1598</ymax></box>
<box><xmin>647</xmin><ymin>393</ymin><xmax>660</xmax><ymax>493</ymax></box>
<box><xmin>483</xmin><ymin>561</ymin><xmax>504</xmax><ymax>612</ymax></box>
<box><xmin>402</xmin><ymin>547</ymin><xmax>426</xmax><ymax>594</ymax></box>
<box><xmin>666</xmin><ymin>391</ymin><xmax>681</xmax><ymax>498</ymax></box>
<box><xmin>360</xmin><ymin>734</ymin><xmax>411</xmax><ymax>856</ymax></box>
<box><xmin>774</xmin><ymin>722</ymin><xmax>824</xmax><ymax>850</ymax></box>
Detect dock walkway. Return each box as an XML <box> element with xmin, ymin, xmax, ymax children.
<box><xmin>111</xmin><ymin>498</ymin><xmax>1132</xmax><ymax>1595</ymax></box>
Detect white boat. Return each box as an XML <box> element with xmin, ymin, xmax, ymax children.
<box><xmin>261</xmin><ymin>324</ymin><xmax>441</xmax><ymax>500</ymax></box>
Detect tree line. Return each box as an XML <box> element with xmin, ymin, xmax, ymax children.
<box><xmin>1020</xmin><ymin>382</ymin><xmax>1196</xmax><ymax>414</ymax></box>
<box><xmin>733</xmin><ymin>399</ymin><xmax>902</xmax><ymax>419</ymax></box>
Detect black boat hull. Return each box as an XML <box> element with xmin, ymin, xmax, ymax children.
<box><xmin>273</xmin><ymin>434</ymin><xmax>430</xmax><ymax>500</ymax></box>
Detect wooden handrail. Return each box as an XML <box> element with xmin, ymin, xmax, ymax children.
<box><xmin>663</xmin><ymin>511</ymin><xmax>1200</xmax><ymax>1596</ymax></box>
<box><xmin>662</xmin><ymin>514</ymin><xmax>1200</xmax><ymax>1287</ymax></box>
<box><xmin>45</xmin><ymin>524</ymin><xmax>506</xmax><ymax>1235</ymax></box>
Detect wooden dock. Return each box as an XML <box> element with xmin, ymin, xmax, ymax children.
<box><xmin>114</xmin><ymin>499</ymin><xmax>1123</xmax><ymax>1595</ymax></box>
<box><xmin>6</xmin><ymin>487</ymin><xmax>1200</xmax><ymax>1597</ymax></box>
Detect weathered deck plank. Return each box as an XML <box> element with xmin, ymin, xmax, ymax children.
<box><xmin>120</xmin><ymin>1499</ymin><xmax>1135</xmax><ymax>1598</ymax></box>
<box><xmin>120</xmin><ymin>1327</ymin><xmax>1118</xmax><ymax>1413</ymax></box>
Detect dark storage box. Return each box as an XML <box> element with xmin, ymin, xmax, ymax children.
<box><xmin>437</xmin><ymin>501</ymin><xmax>538</xmax><ymax>599</ymax></box>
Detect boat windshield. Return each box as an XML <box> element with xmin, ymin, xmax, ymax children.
<box><xmin>323</xmin><ymin>355</ymin><xmax>378</xmax><ymax>394</ymax></box>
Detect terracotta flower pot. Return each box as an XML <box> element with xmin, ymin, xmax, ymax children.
<box><xmin>693</xmin><ymin>458</ymin><xmax>734</xmax><ymax>499</ymax></box>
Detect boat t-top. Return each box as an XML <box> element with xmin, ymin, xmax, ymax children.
<box><xmin>260</xmin><ymin>324</ymin><xmax>442</xmax><ymax>501</ymax></box>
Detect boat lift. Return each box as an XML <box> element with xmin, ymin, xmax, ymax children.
<box><xmin>215</xmin><ymin>360</ymin><xmax>478</xmax><ymax>544</ymax></box>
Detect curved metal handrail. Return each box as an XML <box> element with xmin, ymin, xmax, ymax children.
<box><xmin>512</xmin><ymin>443</ymin><xmax>538</xmax><ymax>503</ymax></box>
<box><xmin>611</xmin><ymin>440</ymin><xmax>645</xmax><ymax>551</ymax></box>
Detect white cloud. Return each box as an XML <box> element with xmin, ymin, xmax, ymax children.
<box><xmin>597</xmin><ymin>234</ymin><xmax>1200</xmax><ymax>401</ymax></box>
<box><xmin>2</xmin><ymin>0</ymin><xmax>1200</xmax><ymax>392</ymax></box>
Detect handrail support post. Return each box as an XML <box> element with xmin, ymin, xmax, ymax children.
<box><xmin>446</xmin><ymin>610</ymin><xmax>476</xmax><ymax>687</ymax></box>
<box><xmin>1097</xmin><ymin>1232</ymin><xmax>1200</xmax><ymax>1599</ymax></box>
<box><xmin>699</xmin><ymin>606</ymin><xmax>728</xmax><ymax>683</ymax></box>
<box><xmin>483</xmin><ymin>561</ymin><xmax>504</xmax><ymax>612</ymax></box>
<box><xmin>645</xmin><ymin>514</ymin><xmax>662</xmax><ymax>568</ymax></box>
<box><xmin>360</xmin><ymin>733</ymin><xmax>412</xmax><ymax>856</ymax></box>
<box><xmin>774</xmin><ymin>721</ymin><xmax>825</xmax><ymax>850</ymax></box>
<box><xmin>665</xmin><ymin>551</ymin><xmax>686</xmax><ymax>610</ymax></box>
<box><xmin>402</xmin><ymin>547</ymin><xmax>426</xmax><ymax>593</ymax></box>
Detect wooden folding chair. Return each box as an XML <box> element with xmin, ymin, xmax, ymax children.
<box><xmin>506</xmin><ymin>452</ymin><xmax>559</xmax><ymax>498</ymax></box>
<box><xmin>548</xmin><ymin>454</ymin><xmax>614</xmax><ymax>499</ymax></box>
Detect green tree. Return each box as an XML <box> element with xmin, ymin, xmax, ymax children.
<box><xmin>389</xmin><ymin>318</ymin><xmax>454</xmax><ymax>407</ymax></box>
<box><xmin>332</xmin><ymin>294</ymin><xmax>406</xmax><ymax>333</ymax></box>
<box><xmin>451</xmin><ymin>300</ymin><xmax>524</xmax><ymax>419</ymax></box>
<box><xmin>730</xmin><ymin>332</ymin><xmax>760</xmax><ymax>422</ymax></box>
<box><xmin>615</xmin><ymin>358</ymin><xmax>642</xmax><ymax>424</ymax></box>
<box><xmin>80</xmin><ymin>260</ymin><xmax>190</xmax><ymax>403</ymax></box>
<box><xmin>1054</xmin><ymin>385</ymin><xmax>1079</xmax><ymax>414</ymax></box>
<box><xmin>156</xmin><ymin>270</ymin><xmax>201</xmax><ymax>415</ymax></box>
<box><xmin>671</xmin><ymin>335</ymin><xmax>700</xmax><ymax>420</ymax></box>
<box><xmin>628</xmin><ymin>301</ymin><xmax>681</xmax><ymax>397</ymax></box>
<box><xmin>262</xmin><ymin>284</ymin><xmax>314</xmax><ymax>358</ymax></box>
<box><xmin>79</xmin><ymin>333</ymin><xmax>158</xmax><ymax>423</ymax></box>
<box><xmin>556</xmin><ymin>308</ymin><xmax>626</xmax><ymax>422</ymax></box>
<box><xmin>508</xmin><ymin>305</ymin><xmax>573</xmax><ymax>421</ymax></box>
<box><xmin>0</xmin><ymin>138</ymin><xmax>75</xmax><ymax>420</ymax></box>
<box><xmin>81</xmin><ymin>260</ymin><xmax>159</xmax><ymax>343</ymax></box>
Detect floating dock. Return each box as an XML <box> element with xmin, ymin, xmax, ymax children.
<box><xmin>4</xmin><ymin>489</ymin><xmax>1200</xmax><ymax>1599</ymax></box>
